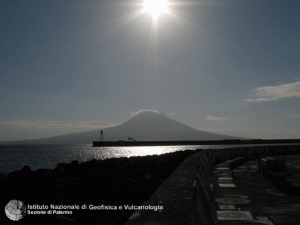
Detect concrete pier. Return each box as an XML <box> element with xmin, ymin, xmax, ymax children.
<box><xmin>93</xmin><ymin>139</ymin><xmax>300</xmax><ymax>147</ymax></box>
<box><xmin>126</xmin><ymin>145</ymin><xmax>300</xmax><ymax>225</ymax></box>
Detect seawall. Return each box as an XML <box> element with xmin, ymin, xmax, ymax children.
<box><xmin>93</xmin><ymin>139</ymin><xmax>300</xmax><ymax>147</ymax></box>
<box><xmin>126</xmin><ymin>144</ymin><xmax>300</xmax><ymax>225</ymax></box>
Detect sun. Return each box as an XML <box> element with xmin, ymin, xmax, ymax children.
<box><xmin>143</xmin><ymin>0</ymin><xmax>168</xmax><ymax>18</ymax></box>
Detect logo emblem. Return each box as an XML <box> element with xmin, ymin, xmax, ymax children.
<box><xmin>5</xmin><ymin>200</ymin><xmax>26</xmax><ymax>221</ymax></box>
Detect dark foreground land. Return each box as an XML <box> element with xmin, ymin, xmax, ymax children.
<box><xmin>0</xmin><ymin>149</ymin><xmax>202</xmax><ymax>225</ymax></box>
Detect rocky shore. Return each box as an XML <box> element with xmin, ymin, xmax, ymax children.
<box><xmin>0</xmin><ymin>149</ymin><xmax>202</xmax><ymax>225</ymax></box>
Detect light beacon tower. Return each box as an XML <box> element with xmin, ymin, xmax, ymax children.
<box><xmin>100</xmin><ymin>130</ymin><xmax>104</xmax><ymax>141</ymax></box>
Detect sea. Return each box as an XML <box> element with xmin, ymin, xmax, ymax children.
<box><xmin>0</xmin><ymin>144</ymin><xmax>297</xmax><ymax>174</ymax></box>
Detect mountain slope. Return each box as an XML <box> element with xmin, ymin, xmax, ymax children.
<box><xmin>13</xmin><ymin>110</ymin><xmax>241</xmax><ymax>144</ymax></box>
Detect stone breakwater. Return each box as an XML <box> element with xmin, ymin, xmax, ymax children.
<box><xmin>193</xmin><ymin>145</ymin><xmax>300</xmax><ymax>225</ymax></box>
<box><xmin>0</xmin><ymin>149</ymin><xmax>202</xmax><ymax>225</ymax></box>
<box><xmin>125</xmin><ymin>144</ymin><xmax>300</xmax><ymax>225</ymax></box>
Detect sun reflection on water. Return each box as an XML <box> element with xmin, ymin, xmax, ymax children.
<box><xmin>95</xmin><ymin>145</ymin><xmax>210</xmax><ymax>159</ymax></box>
<box><xmin>119</xmin><ymin>146</ymin><xmax>171</xmax><ymax>156</ymax></box>
<box><xmin>1</xmin><ymin>144</ymin><xmax>294</xmax><ymax>174</ymax></box>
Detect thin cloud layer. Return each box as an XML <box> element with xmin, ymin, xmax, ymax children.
<box><xmin>206</xmin><ymin>115</ymin><xmax>228</xmax><ymax>121</ymax></box>
<box><xmin>246</xmin><ymin>81</ymin><xmax>300</xmax><ymax>102</ymax></box>
<box><xmin>130</xmin><ymin>109</ymin><xmax>161</xmax><ymax>116</ymax></box>
<box><xmin>0</xmin><ymin>121</ymin><xmax>117</xmax><ymax>129</ymax></box>
<box><xmin>0</xmin><ymin>121</ymin><xmax>119</xmax><ymax>141</ymax></box>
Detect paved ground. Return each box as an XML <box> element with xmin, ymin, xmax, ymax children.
<box><xmin>211</xmin><ymin>154</ymin><xmax>300</xmax><ymax>225</ymax></box>
<box><xmin>127</xmin><ymin>152</ymin><xmax>300</xmax><ymax>225</ymax></box>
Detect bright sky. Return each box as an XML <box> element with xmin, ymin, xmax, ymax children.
<box><xmin>1</xmin><ymin>0</ymin><xmax>299</xmax><ymax>141</ymax></box>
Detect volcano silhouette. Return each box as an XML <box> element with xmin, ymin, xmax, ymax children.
<box><xmin>102</xmin><ymin>110</ymin><xmax>236</xmax><ymax>141</ymax></box>
<box><xmin>18</xmin><ymin>110</ymin><xmax>239</xmax><ymax>144</ymax></box>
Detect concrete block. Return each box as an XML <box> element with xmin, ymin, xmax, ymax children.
<box><xmin>217</xmin><ymin>211</ymin><xmax>254</xmax><ymax>220</ymax></box>
<box><xmin>219</xmin><ymin>183</ymin><xmax>236</xmax><ymax>187</ymax></box>
<box><xmin>219</xmin><ymin>205</ymin><xmax>236</xmax><ymax>210</ymax></box>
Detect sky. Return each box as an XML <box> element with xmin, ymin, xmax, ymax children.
<box><xmin>1</xmin><ymin>0</ymin><xmax>299</xmax><ymax>141</ymax></box>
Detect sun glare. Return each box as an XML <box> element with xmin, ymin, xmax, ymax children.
<box><xmin>144</xmin><ymin>0</ymin><xmax>168</xmax><ymax>18</ymax></box>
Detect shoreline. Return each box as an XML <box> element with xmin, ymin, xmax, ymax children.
<box><xmin>0</xmin><ymin>149</ymin><xmax>203</xmax><ymax>224</ymax></box>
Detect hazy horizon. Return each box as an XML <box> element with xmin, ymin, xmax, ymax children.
<box><xmin>1</xmin><ymin>110</ymin><xmax>239</xmax><ymax>143</ymax></box>
<box><xmin>1</xmin><ymin>1</ymin><xmax>300</xmax><ymax>141</ymax></box>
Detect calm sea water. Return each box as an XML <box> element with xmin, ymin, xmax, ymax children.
<box><xmin>0</xmin><ymin>144</ymin><xmax>295</xmax><ymax>174</ymax></box>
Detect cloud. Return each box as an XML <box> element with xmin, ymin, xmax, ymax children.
<box><xmin>130</xmin><ymin>109</ymin><xmax>160</xmax><ymax>116</ymax></box>
<box><xmin>245</xmin><ymin>81</ymin><xmax>300</xmax><ymax>102</ymax></box>
<box><xmin>291</xmin><ymin>115</ymin><xmax>300</xmax><ymax>117</ymax></box>
<box><xmin>205</xmin><ymin>127</ymin><xmax>257</xmax><ymax>132</ymax></box>
<box><xmin>0</xmin><ymin>121</ymin><xmax>119</xmax><ymax>141</ymax></box>
<box><xmin>206</xmin><ymin>115</ymin><xmax>228</xmax><ymax>121</ymax></box>
<box><xmin>0</xmin><ymin>121</ymin><xmax>118</xmax><ymax>129</ymax></box>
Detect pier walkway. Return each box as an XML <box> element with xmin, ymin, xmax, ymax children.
<box><xmin>126</xmin><ymin>147</ymin><xmax>300</xmax><ymax>225</ymax></box>
<box><xmin>212</xmin><ymin>154</ymin><xmax>300</xmax><ymax>224</ymax></box>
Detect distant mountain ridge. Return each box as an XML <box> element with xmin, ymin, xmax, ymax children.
<box><xmin>6</xmin><ymin>110</ymin><xmax>242</xmax><ymax>145</ymax></box>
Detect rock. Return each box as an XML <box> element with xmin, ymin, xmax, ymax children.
<box><xmin>71</xmin><ymin>160</ymin><xmax>79</xmax><ymax>165</ymax></box>
<box><xmin>0</xmin><ymin>149</ymin><xmax>202</xmax><ymax>225</ymax></box>
<box><xmin>0</xmin><ymin>172</ymin><xmax>8</xmax><ymax>179</ymax></box>
<box><xmin>22</xmin><ymin>165</ymin><xmax>32</xmax><ymax>173</ymax></box>
<box><xmin>54</xmin><ymin>166</ymin><xmax>66</xmax><ymax>173</ymax></box>
<box><xmin>55</xmin><ymin>184</ymin><xmax>64</xmax><ymax>189</ymax></box>
<box><xmin>35</xmin><ymin>168</ymin><xmax>56</xmax><ymax>179</ymax></box>
<box><xmin>49</xmin><ymin>215</ymin><xmax>77</xmax><ymax>224</ymax></box>
<box><xmin>8</xmin><ymin>165</ymin><xmax>33</xmax><ymax>178</ymax></box>
<box><xmin>56</xmin><ymin>162</ymin><xmax>69</xmax><ymax>170</ymax></box>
